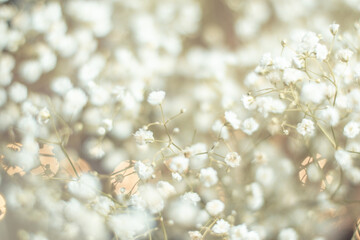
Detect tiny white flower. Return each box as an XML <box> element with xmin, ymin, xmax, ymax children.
<box><xmin>147</xmin><ymin>90</ymin><xmax>165</xmax><ymax>105</ymax></box>
<box><xmin>212</xmin><ymin>219</ymin><xmax>230</xmax><ymax>235</ymax></box>
<box><xmin>181</xmin><ymin>192</ymin><xmax>201</xmax><ymax>205</ymax></box>
<box><xmin>315</xmin><ymin>44</ymin><xmax>328</xmax><ymax>61</ymax></box>
<box><xmin>200</xmin><ymin>167</ymin><xmax>218</xmax><ymax>187</ymax></box>
<box><xmin>169</xmin><ymin>156</ymin><xmax>189</xmax><ymax>173</ymax></box>
<box><xmin>134</xmin><ymin>161</ymin><xmax>154</xmax><ymax>180</ymax></box>
<box><xmin>329</xmin><ymin>23</ymin><xmax>339</xmax><ymax>35</ymax></box>
<box><xmin>337</xmin><ymin>49</ymin><xmax>353</xmax><ymax>62</ymax></box>
<box><xmin>189</xmin><ymin>231</ymin><xmax>202</xmax><ymax>240</ymax></box>
<box><xmin>241</xmin><ymin>95</ymin><xmax>256</xmax><ymax>110</ymax></box>
<box><xmin>278</xmin><ymin>228</ymin><xmax>298</xmax><ymax>240</ymax></box>
<box><xmin>297</xmin><ymin>118</ymin><xmax>315</xmax><ymax>137</ymax></box>
<box><xmin>205</xmin><ymin>199</ymin><xmax>224</xmax><ymax>216</ymax></box>
<box><xmin>156</xmin><ymin>181</ymin><xmax>176</xmax><ymax>199</ymax></box>
<box><xmin>225</xmin><ymin>111</ymin><xmax>241</xmax><ymax>129</ymax></box>
<box><xmin>134</xmin><ymin>128</ymin><xmax>154</xmax><ymax>145</ymax></box>
<box><xmin>224</xmin><ymin>152</ymin><xmax>241</xmax><ymax>168</ymax></box>
<box><xmin>37</xmin><ymin>107</ymin><xmax>51</xmax><ymax>125</ymax></box>
<box><xmin>172</xmin><ymin>172</ymin><xmax>182</xmax><ymax>182</ymax></box>
<box><xmin>334</xmin><ymin>150</ymin><xmax>353</xmax><ymax>170</ymax></box>
<box><xmin>241</xmin><ymin>118</ymin><xmax>259</xmax><ymax>135</ymax></box>
<box><xmin>343</xmin><ymin>121</ymin><xmax>360</xmax><ymax>138</ymax></box>
<box><xmin>283</xmin><ymin>68</ymin><xmax>305</xmax><ymax>85</ymax></box>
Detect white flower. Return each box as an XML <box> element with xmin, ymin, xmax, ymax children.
<box><xmin>334</xmin><ymin>150</ymin><xmax>353</xmax><ymax>170</ymax></box>
<box><xmin>134</xmin><ymin>161</ymin><xmax>154</xmax><ymax>180</ymax></box>
<box><xmin>337</xmin><ymin>49</ymin><xmax>353</xmax><ymax>62</ymax></box>
<box><xmin>343</xmin><ymin>121</ymin><xmax>360</xmax><ymax>138</ymax></box>
<box><xmin>68</xmin><ymin>173</ymin><xmax>101</xmax><ymax>200</ymax></box>
<box><xmin>246</xmin><ymin>182</ymin><xmax>264</xmax><ymax>210</ymax></box>
<box><xmin>230</xmin><ymin>224</ymin><xmax>260</xmax><ymax>240</ymax></box>
<box><xmin>301</xmin><ymin>82</ymin><xmax>327</xmax><ymax>104</ymax></box>
<box><xmin>255</xmin><ymin>166</ymin><xmax>275</xmax><ymax>187</ymax></box>
<box><xmin>224</xmin><ymin>152</ymin><xmax>241</xmax><ymax>168</ymax></box>
<box><xmin>205</xmin><ymin>199</ymin><xmax>224</xmax><ymax>216</ymax></box>
<box><xmin>189</xmin><ymin>231</ymin><xmax>202</xmax><ymax>240</ymax></box>
<box><xmin>156</xmin><ymin>181</ymin><xmax>176</xmax><ymax>199</ymax></box>
<box><xmin>9</xmin><ymin>82</ymin><xmax>27</xmax><ymax>103</ymax></box>
<box><xmin>134</xmin><ymin>128</ymin><xmax>154</xmax><ymax>145</ymax></box>
<box><xmin>241</xmin><ymin>94</ymin><xmax>257</xmax><ymax>110</ymax></box>
<box><xmin>329</xmin><ymin>23</ymin><xmax>339</xmax><ymax>35</ymax></box>
<box><xmin>225</xmin><ymin>111</ymin><xmax>241</xmax><ymax>129</ymax></box>
<box><xmin>169</xmin><ymin>156</ymin><xmax>189</xmax><ymax>173</ymax></box>
<box><xmin>37</xmin><ymin>107</ymin><xmax>51</xmax><ymax>125</ymax></box>
<box><xmin>230</xmin><ymin>224</ymin><xmax>248</xmax><ymax>239</ymax></box>
<box><xmin>200</xmin><ymin>167</ymin><xmax>218</xmax><ymax>187</ymax></box>
<box><xmin>315</xmin><ymin>44</ymin><xmax>328</xmax><ymax>61</ymax></box>
<box><xmin>51</xmin><ymin>76</ymin><xmax>73</xmax><ymax>96</ymax></box>
<box><xmin>147</xmin><ymin>90</ymin><xmax>165</xmax><ymax>105</ymax></box>
<box><xmin>181</xmin><ymin>192</ymin><xmax>201</xmax><ymax>205</ymax></box>
<box><xmin>172</xmin><ymin>172</ymin><xmax>182</xmax><ymax>181</ymax></box>
<box><xmin>241</xmin><ymin>118</ymin><xmax>259</xmax><ymax>135</ymax></box>
<box><xmin>297</xmin><ymin>119</ymin><xmax>315</xmax><ymax>137</ymax></box>
<box><xmin>318</xmin><ymin>107</ymin><xmax>339</xmax><ymax>126</ymax></box>
<box><xmin>283</xmin><ymin>68</ymin><xmax>305</xmax><ymax>85</ymax></box>
<box><xmin>138</xmin><ymin>184</ymin><xmax>164</xmax><ymax>213</ymax></box>
<box><xmin>19</xmin><ymin>60</ymin><xmax>43</xmax><ymax>83</ymax></box>
<box><xmin>212</xmin><ymin>219</ymin><xmax>230</xmax><ymax>235</ymax></box>
<box><xmin>278</xmin><ymin>228</ymin><xmax>298</xmax><ymax>240</ymax></box>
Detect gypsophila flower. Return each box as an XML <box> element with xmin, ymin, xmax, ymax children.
<box><xmin>315</xmin><ymin>44</ymin><xmax>328</xmax><ymax>61</ymax></box>
<box><xmin>205</xmin><ymin>199</ymin><xmax>224</xmax><ymax>216</ymax></box>
<box><xmin>172</xmin><ymin>172</ymin><xmax>182</xmax><ymax>182</ymax></box>
<box><xmin>147</xmin><ymin>90</ymin><xmax>165</xmax><ymax>105</ymax></box>
<box><xmin>224</xmin><ymin>152</ymin><xmax>241</xmax><ymax>167</ymax></box>
<box><xmin>329</xmin><ymin>23</ymin><xmax>339</xmax><ymax>35</ymax></box>
<box><xmin>181</xmin><ymin>192</ymin><xmax>201</xmax><ymax>205</ymax></box>
<box><xmin>134</xmin><ymin>161</ymin><xmax>154</xmax><ymax>180</ymax></box>
<box><xmin>134</xmin><ymin>128</ymin><xmax>154</xmax><ymax>145</ymax></box>
<box><xmin>37</xmin><ymin>107</ymin><xmax>50</xmax><ymax>125</ymax></box>
<box><xmin>334</xmin><ymin>150</ymin><xmax>353</xmax><ymax>170</ymax></box>
<box><xmin>241</xmin><ymin>94</ymin><xmax>256</xmax><ymax>110</ymax></box>
<box><xmin>212</xmin><ymin>219</ymin><xmax>230</xmax><ymax>235</ymax></box>
<box><xmin>225</xmin><ymin>111</ymin><xmax>241</xmax><ymax>129</ymax></box>
<box><xmin>297</xmin><ymin>119</ymin><xmax>315</xmax><ymax>137</ymax></box>
<box><xmin>343</xmin><ymin>121</ymin><xmax>360</xmax><ymax>138</ymax></box>
<box><xmin>278</xmin><ymin>228</ymin><xmax>298</xmax><ymax>240</ymax></box>
<box><xmin>189</xmin><ymin>231</ymin><xmax>202</xmax><ymax>240</ymax></box>
<box><xmin>337</xmin><ymin>49</ymin><xmax>353</xmax><ymax>62</ymax></box>
<box><xmin>169</xmin><ymin>156</ymin><xmax>189</xmax><ymax>173</ymax></box>
<box><xmin>241</xmin><ymin>117</ymin><xmax>259</xmax><ymax>135</ymax></box>
<box><xmin>156</xmin><ymin>181</ymin><xmax>176</xmax><ymax>199</ymax></box>
<box><xmin>200</xmin><ymin>167</ymin><xmax>218</xmax><ymax>187</ymax></box>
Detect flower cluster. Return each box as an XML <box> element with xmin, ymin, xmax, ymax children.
<box><xmin>0</xmin><ymin>1</ymin><xmax>360</xmax><ymax>240</ymax></box>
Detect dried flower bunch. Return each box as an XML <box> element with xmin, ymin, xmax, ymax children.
<box><xmin>0</xmin><ymin>0</ymin><xmax>360</xmax><ymax>240</ymax></box>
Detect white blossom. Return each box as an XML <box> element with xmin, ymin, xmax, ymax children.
<box><xmin>147</xmin><ymin>90</ymin><xmax>165</xmax><ymax>105</ymax></box>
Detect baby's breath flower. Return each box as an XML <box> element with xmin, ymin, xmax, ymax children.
<box><xmin>241</xmin><ymin>117</ymin><xmax>259</xmax><ymax>135</ymax></box>
<box><xmin>134</xmin><ymin>128</ymin><xmax>155</xmax><ymax>145</ymax></box>
<box><xmin>225</xmin><ymin>111</ymin><xmax>241</xmax><ymax>129</ymax></box>
<box><xmin>169</xmin><ymin>156</ymin><xmax>189</xmax><ymax>173</ymax></box>
<box><xmin>147</xmin><ymin>90</ymin><xmax>165</xmax><ymax>105</ymax></box>
<box><xmin>224</xmin><ymin>152</ymin><xmax>241</xmax><ymax>167</ymax></box>
<box><xmin>189</xmin><ymin>231</ymin><xmax>202</xmax><ymax>240</ymax></box>
<box><xmin>337</xmin><ymin>49</ymin><xmax>353</xmax><ymax>62</ymax></box>
<box><xmin>343</xmin><ymin>121</ymin><xmax>360</xmax><ymax>138</ymax></box>
<box><xmin>134</xmin><ymin>161</ymin><xmax>154</xmax><ymax>180</ymax></box>
<box><xmin>297</xmin><ymin>118</ymin><xmax>315</xmax><ymax>137</ymax></box>
<box><xmin>200</xmin><ymin>167</ymin><xmax>218</xmax><ymax>187</ymax></box>
<box><xmin>205</xmin><ymin>199</ymin><xmax>224</xmax><ymax>216</ymax></box>
<box><xmin>212</xmin><ymin>219</ymin><xmax>230</xmax><ymax>235</ymax></box>
<box><xmin>329</xmin><ymin>23</ymin><xmax>339</xmax><ymax>35</ymax></box>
